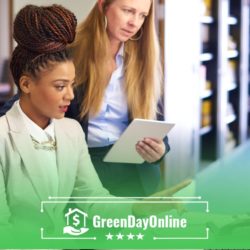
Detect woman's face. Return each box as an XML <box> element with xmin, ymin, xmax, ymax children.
<box><xmin>105</xmin><ymin>0</ymin><xmax>151</xmax><ymax>43</ymax></box>
<box><xmin>21</xmin><ymin>61</ymin><xmax>75</xmax><ymax>128</ymax></box>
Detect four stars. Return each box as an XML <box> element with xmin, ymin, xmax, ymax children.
<box><xmin>105</xmin><ymin>232</ymin><xmax>144</xmax><ymax>240</ymax></box>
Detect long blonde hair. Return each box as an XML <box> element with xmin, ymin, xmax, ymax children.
<box><xmin>71</xmin><ymin>0</ymin><xmax>162</xmax><ymax>119</ymax></box>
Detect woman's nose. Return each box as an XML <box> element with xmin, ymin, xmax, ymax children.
<box><xmin>65</xmin><ymin>86</ymin><xmax>74</xmax><ymax>101</ymax></box>
<box><xmin>128</xmin><ymin>14</ymin><xmax>140</xmax><ymax>28</ymax></box>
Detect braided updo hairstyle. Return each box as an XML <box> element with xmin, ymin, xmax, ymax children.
<box><xmin>10</xmin><ymin>4</ymin><xmax>77</xmax><ymax>89</ymax></box>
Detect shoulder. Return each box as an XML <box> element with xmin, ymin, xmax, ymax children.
<box><xmin>55</xmin><ymin>117</ymin><xmax>88</xmax><ymax>150</ymax></box>
<box><xmin>56</xmin><ymin>117</ymin><xmax>81</xmax><ymax>128</ymax></box>
<box><xmin>56</xmin><ymin>117</ymin><xmax>84</xmax><ymax>136</ymax></box>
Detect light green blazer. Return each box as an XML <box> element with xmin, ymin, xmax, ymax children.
<box><xmin>0</xmin><ymin>104</ymin><xmax>111</xmax><ymax>230</ymax></box>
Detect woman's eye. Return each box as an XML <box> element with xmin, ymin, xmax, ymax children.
<box><xmin>123</xmin><ymin>9</ymin><xmax>132</xmax><ymax>13</ymax></box>
<box><xmin>55</xmin><ymin>85</ymin><xmax>65</xmax><ymax>91</ymax></box>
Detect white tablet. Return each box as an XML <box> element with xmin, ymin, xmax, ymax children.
<box><xmin>103</xmin><ymin>119</ymin><xmax>174</xmax><ymax>164</ymax></box>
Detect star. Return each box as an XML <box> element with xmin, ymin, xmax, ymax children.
<box><xmin>116</xmin><ymin>233</ymin><xmax>124</xmax><ymax>240</ymax></box>
<box><xmin>136</xmin><ymin>233</ymin><xmax>144</xmax><ymax>240</ymax></box>
<box><xmin>105</xmin><ymin>232</ymin><xmax>113</xmax><ymax>240</ymax></box>
<box><xmin>127</xmin><ymin>233</ymin><xmax>135</xmax><ymax>240</ymax></box>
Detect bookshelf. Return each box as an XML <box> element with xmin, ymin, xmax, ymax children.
<box><xmin>199</xmin><ymin>0</ymin><xmax>249</xmax><ymax>168</ymax></box>
<box><xmin>163</xmin><ymin>0</ymin><xmax>249</xmax><ymax>185</ymax></box>
<box><xmin>199</xmin><ymin>0</ymin><xmax>218</xmax><ymax>164</ymax></box>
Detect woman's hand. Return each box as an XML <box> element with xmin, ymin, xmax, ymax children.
<box><xmin>136</xmin><ymin>138</ymin><xmax>166</xmax><ymax>163</ymax></box>
<box><xmin>132</xmin><ymin>179</ymin><xmax>192</xmax><ymax>217</ymax></box>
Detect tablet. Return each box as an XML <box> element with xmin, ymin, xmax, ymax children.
<box><xmin>103</xmin><ymin>119</ymin><xmax>174</xmax><ymax>164</ymax></box>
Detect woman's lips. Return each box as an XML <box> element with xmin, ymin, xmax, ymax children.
<box><xmin>122</xmin><ymin>29</ymin><xmax>134</xmax><ymax>36</ymax></box>
<box><xmin>59</xmin><ymin>105</ymin><xmax>69</xmax><ymax>113</ymax></box>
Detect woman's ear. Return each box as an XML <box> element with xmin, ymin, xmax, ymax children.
<box><xmin>97</xmin><ymin>0</ymin><xmax>105</xmax><ymax>12</ymax></box>
<box><xmin>19</xmin><ymin>75</ymin><xmax>33</xmax><ymax>94</ymax></box>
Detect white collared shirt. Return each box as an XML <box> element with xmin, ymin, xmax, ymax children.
<box><xmin>16</xmin><ymin>101</ymin><xmax>59</xmax><ymax>197</ymax></box>
<box><xmin>88</xmin><ymin>44</ymin><xmax>129</xmax><ymax>148</ymax></box>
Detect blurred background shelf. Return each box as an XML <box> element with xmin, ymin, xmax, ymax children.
<box><xmin>228</xmin><ymin>16</ymin><xmax>238</xmax><ymax>25</ymax></box>
<box><xmin>163</xmin><ymin>0</ymin><xmax>249</xmax><ymax>185</ymax></box>
<box><xmin>200</xmin><ymin>52</ymin><xmax>214</xmax><ymax>62</ymax></box>
<box><xmin>201</xmin><ymin>15</ymin><xmax>214</xmax><ymax>24</ymax></box>
<box><xmin>200</xmin><ymin>125</ymin><xmax>213</xmax><ymax>135</ymax></box>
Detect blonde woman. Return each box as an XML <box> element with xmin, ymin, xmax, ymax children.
<box><xmin>67</xmin><ymin>0</ymin><xmax>168</xmax><ymax>197</ymax></box>
<box><xmin>0</xmin><ymin>0</ymin><xmax>169</xmax><ymax>197</ymax></box>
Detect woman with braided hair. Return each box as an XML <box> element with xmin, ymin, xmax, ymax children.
<box><xmin>0</xmin><ymin>4</ymin><xmax>190</xmax><ymax>241</ymax></box>
<box><xmin>0</xmin><ymin>0</ymin><xmax>170</xmax><ymax>198</ymax></box>
<box><xmin>0</xmin><ymin>3</ymin><xmax>114</xmax><ymax>238</ymax></box>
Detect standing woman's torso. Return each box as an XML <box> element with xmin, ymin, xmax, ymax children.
<box><xmin>87</xmin><ymin>44</ymin><xmax>129</xmax><ymax>148</ymax></box>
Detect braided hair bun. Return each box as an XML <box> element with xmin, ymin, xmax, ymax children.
<box><xmin>10</xmin><ymin>4</ymin><xmax>77</xmax><ymax>87</ymax></box>
<box><xmin>14</xmin><ymin>4</ymin><xmax>77</xmax><ymax>53</ymax></box>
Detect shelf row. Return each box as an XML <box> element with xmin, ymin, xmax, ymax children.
<box><xmin>198</xmin><ymin>0</ymin><xmax>249</xmax><ymax>165</ymax></box>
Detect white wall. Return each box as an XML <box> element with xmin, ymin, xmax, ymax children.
<box><xmin>164</xmin><ymin>0</ymin><xmax>201</xmax><ymax>186</ymax></box>
<box><xmin>13</xmin><ymin>0</ymin><xmax>96</xmax><ymax>23</ymax></box>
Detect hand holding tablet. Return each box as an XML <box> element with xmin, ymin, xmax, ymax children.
<box><xmin>103</xmin><ymin>119</ymin><xmax>174</xmax><ymax>164</ymax></box>
<box><xmin>135</xmin><ymin>137</ymin><xmax>166</xmax><ymax>163</ymax></box>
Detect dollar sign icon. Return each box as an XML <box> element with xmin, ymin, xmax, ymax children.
<box><xmin>73</xmin><ymin>214</ymin><xmax>80</xmax><ymax>227</ymax></box>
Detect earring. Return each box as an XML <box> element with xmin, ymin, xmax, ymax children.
<box><xmin>130</xmin><ymin>28</ymin><xmax>143</xmax><ymax>41</ymax></box>
<box><xmin>104</xmin><ymin>16</ymin><xmax>107</xmax><ymax>30</ymax></box>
